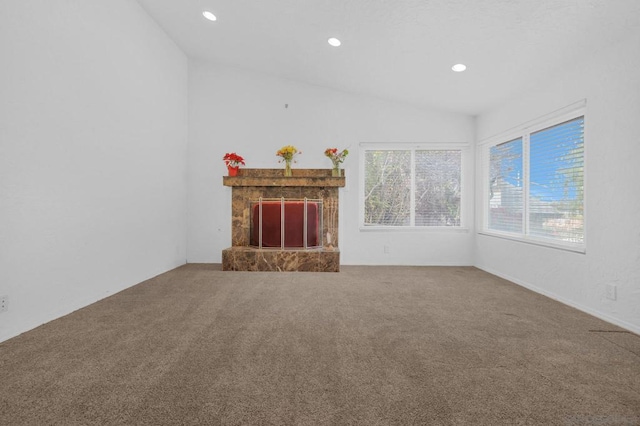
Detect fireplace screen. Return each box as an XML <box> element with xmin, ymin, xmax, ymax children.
<box><xmin>250</xmin><ymin>198</ymin><xmax>323</xmax><ymax>249</ymax></box>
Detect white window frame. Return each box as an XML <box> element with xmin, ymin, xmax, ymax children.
<box><xmin>359</xmin><ymin>142</ymin><xmax>469</xmax><ymax>232</ymax></box>
<box><xmin>478</xmin><ymin>100</ymin><xmax>587</xmax><ymax>253</ymax></box>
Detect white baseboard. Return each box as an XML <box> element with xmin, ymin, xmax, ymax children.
<box><xmin>475</xmin><ymin>264</ymin><xmax>640</xmax><ymax>336</ymax></box>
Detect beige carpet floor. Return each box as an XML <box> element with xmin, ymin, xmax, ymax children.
<box><xmin>0</xmin><ymin>264</ymin><xmax>639</xmax><ymax>425</ymax></box>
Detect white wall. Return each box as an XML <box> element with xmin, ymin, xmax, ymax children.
<box><xmin>188</xmin><ymin>62</ymin><xmax>475</xmax><ymax>266</ymax></box>
<box><xmin>475</xmin><ymin>31</ymin><xmax>640</xmax><ymax>333</ymax></box>
<box><xmin>0</xmin><ymin>1</ymin><xmax>188</xmax><ymax>342</ymax></box>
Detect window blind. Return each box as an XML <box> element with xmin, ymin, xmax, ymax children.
<box><xmin>363</xmin><ymin>150</ymin><xmax>411</xmax><ymax>226</ymax></box>
<box><xmin>363</xmin><ymin>148</ymin><xmax>463</xmax><ymax>227</ymax></box>
<box><xmin>483</xmin><ymin>112</ymin><xmax>585</xmax><ymax>250</ymax></box>
<box><xmin>529</xmin><ymin>117</ymin><xmax>584</xmax><ymax>243</ymax></box>
<box><xmin>488</xmin><ymin>138</ymin><xmax>524</xmax><ymax>234</ymax></box>
<box><xmin>415</xmin><ymin>150</ymin><xmax>461</xmax><ymax>226</ymax></box>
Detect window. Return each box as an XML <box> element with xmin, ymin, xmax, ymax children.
<box><xmin>361</xmin><ymin>146</ymin><xmax>463</xmax><ymax>228</ymax></box>
<box><xmin>482</xmin><ymin>106</ymin><xmax>585</xmax><ymax>251</ymax></box>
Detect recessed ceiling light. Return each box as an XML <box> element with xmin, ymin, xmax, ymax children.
<box><xmin>452</xmin><ymin>64</ymin><xmax>467</xmax><ymax>72</ymax></box>
<box><xmin>328</xmin><ymin>37</ymin><xmax>341</xmax><ymax>47</ymax></box>
<box><xmin>202</xmin><ymin>11</ymin><xmax>217</xmax><ymax>21</ymax></box>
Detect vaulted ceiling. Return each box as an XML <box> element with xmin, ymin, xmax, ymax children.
<box><xmin>136</xmin><ymin>0</ymin><xmax>640</xmax><ymax>115</ymax></box>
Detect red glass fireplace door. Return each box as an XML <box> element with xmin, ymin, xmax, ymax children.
<box><xmin>251</xmin><ymin>202</ymin><xmax>320</xmax><ymax>248</ymax></box>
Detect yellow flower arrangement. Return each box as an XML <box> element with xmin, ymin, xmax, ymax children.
<box><xmin>277</xmin><ymin>145</ymin><xmax>301</xmax><ymax>176</ymax></box>
<box><xmin>276</xmin><ymin>145</ymin><xmax>301</xmax><ymax>162</ymax></box>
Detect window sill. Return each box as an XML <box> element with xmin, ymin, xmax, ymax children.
<box><xmin>360</xmin><ymin>226</ymin><xmax>470</xmax><ymax>233</ymax></box>
<box><xmin>477</xmin><ymin>230</ymin><xmax>586</xmax><ymax>254</ymax></box>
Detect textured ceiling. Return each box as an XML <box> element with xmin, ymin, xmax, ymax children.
<box><xmin>136</xmin><ymin>0</ymin><xmax>640</xmax><ymax>115</ymax></box>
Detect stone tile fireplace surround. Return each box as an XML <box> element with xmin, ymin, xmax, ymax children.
<box><xmin>222</xmin><ymin>169</ymin><xmax>345</xmax><ymax>272</ymax></box>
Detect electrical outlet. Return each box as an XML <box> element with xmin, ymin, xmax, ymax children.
<box><xmin>605</xmin><ymin>284</ymin><xmax>617</xmax><ymax>301</ymax></box>
<box><xmin>383</xmin><ymin>245</ymin><xmax>390</xmax><ymax>254</ymax></box>
<box><xmin>0</xmin><ymin>295</ymin><xmax>7</xmax><ymax>312</ymax></box>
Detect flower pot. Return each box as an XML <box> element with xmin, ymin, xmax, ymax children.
<box><xmin>227</xmin><ymin>165</ymin><xmax>239</xmax><ymax>177</ymax></box>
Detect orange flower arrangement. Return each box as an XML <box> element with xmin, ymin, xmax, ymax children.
<box><xmin>324</xmin><ymin>148</ymin><xmax>349</xmax><ymax>166</ymax></box>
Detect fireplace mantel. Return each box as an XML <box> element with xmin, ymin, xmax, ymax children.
<box><xmin>223</xmin><ymin>169</ymin><xmax>345</xmax><ymax>188</ymax></box>
<box><xmin>221</xmin><ymin>169</ymin><xmax>344</xmax><ymax>272</ymax></box>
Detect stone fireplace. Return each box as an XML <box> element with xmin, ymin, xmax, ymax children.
<box><xmin>222</xmin><ymin>169</ymin><xmax>345</xmax><ymax>272</ymax></box>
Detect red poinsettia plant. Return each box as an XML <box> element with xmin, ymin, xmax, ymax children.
<box><xmin>223</xmin><ymin>152</ymin><xmax>245</xmax><ymax>167</ymax></box>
